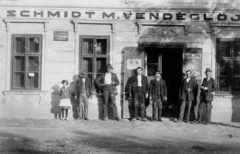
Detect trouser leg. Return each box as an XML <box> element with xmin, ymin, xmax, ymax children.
<box><xmin>186</xmin><ymin>101</ymin><xmax>192</xmax><ymax>121</ymax></box>
<box><xmin>103</xmin><ymin>90</ymin><xmax>110</xmax><ymax>119</ymax></box>
<box><xmin>82</xmin><ymin>94</ymin><xmax>89</xmax><ymax>119</ymax></box>
<box><xmin>198</xmin><ymin>101</ymin><xmax>205</xmax><ymax>122</ymax></box>
<box><xmin>110</xmin><ymin>93</ymin><xmax>119</xmax><ymax>118</ymax></box>
<box><xmin>179</xmin><ymin>100</ymin><xmax>186</xmax><ymax>121</ymax></box>
<box><xmin>139</xmin><ymin>95</ymin><xmax>145</xmax><ymax>119</ymax></box>
<box><xmin>134</xmin><ymin>93</ymin><xmax>139</xmax><ymax>119</ymax></box>
<box><xmin>152</xmin><ymin>100</ymin><xmax>157</xmax><ymax>120</ymax></box>
<box><xmin>157</xmin><ymin>98</ymin><xmax>163</xmax><ymax>120</ymax></box>
<box><xmin>206</xmin><ymin>101</ymin><xmax>212</xmax><ymax>123</ymax></box>
<box><xmin>128</xmin><ymin>99</ymin><xmax>134</xmax><ymax>119</ymax></box>
<box><xmin>79</xmin><ymin>96</ymin><xmax>84</xmax><ymax>119</ymax></box>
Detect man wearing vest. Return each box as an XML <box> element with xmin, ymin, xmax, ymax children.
<box><xmin>96</xmin><ymin>64</ymin><xmax>121</xmax><ymax>121</ymax></box>
<box><xmin>129</xmin><ymin>67</ymin><xmax>149</xmax><ymax>122</ymax></box>
<box><xmin>177</xmin><ymin>70</ymin><xmax>196</xmax><ymax>123</ymax></box>
<box><xmin>197</xmin><ymin>68</ymin><xmax>216</xmax><ymax>125</ymax></box>
<box><xmin>74</xmin><ymin>71</ymin><xmax>92</xmax><ymax>120</ymax></box>
<box><xmin>149</xmin><ymin>71</ymin><xmax>167</xmax><ymax>122</ymax></box>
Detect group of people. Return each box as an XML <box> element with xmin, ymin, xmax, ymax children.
<box><xmin>58</xmin><ymin>64</ymin><xmax>120</xmax><ymax>121</ymax></box>
<box><xmin>58</xmin><ymin>63</ymin><xmax>216</xmax><ymax>125</ymax></box>
<box><xmin>177</xmin><ymin>68</ymin><xmax>216</xmax><ymax>125</ymax></box>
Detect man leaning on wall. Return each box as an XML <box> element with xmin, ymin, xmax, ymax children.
<box><xmin>95</xmin><ymin>64</ymin><xmax>121</xmax><ymax>121</ymax></box>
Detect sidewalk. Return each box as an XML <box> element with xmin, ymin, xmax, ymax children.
<box><xmin>0</xmin><ymin>118</ymin><xmax>240</xmax><ymax>154</ymax></box>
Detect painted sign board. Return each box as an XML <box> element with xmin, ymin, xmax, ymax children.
<box><xmin>183</xmin><ymin>48</ymin><xmax>202</xmax><ymax>82</ymax></box>
<box><xmin>127</xmin><ymin>59</ymin><xmax>141</xmax><ymax>70</ymax></box>
<box><xmin>53</xmin><ymin>31</ymin><xmax>68</xmax><ymax>41</ymax></box>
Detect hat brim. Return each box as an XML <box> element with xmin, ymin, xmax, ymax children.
<box><xmin>205</xmin><ymin>70</ymin><xmax>212</xmax><ymax>73</ymax></box>
<box><xmin>61</xmin><ymin>80</ymin><xmax>69</xmax><ymax>85</ymax></box>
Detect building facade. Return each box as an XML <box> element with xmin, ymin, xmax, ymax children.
<box><xmin>0</xmin><ymin>0</ymin><xmax>240</xmax><ymax>122</ymax></box>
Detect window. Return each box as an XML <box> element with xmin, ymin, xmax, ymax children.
<box><xmin>217</xmin><ymin>38</ymin><xmax>240</xmax><ymax>94</ymax></box>
<box><xmin>146</xmin><ymin>49</ymin><xmax>161</xmax><ymax>76</ymax></box>
<box><xmin>79</xmin><ymin>36</ymin><xmax>110</xmax><ymax>87</ymax></box>
<box><xmin>12</xmin><ymin>34</ymin><xmax>42</xmax><ymax>90</ymax></box>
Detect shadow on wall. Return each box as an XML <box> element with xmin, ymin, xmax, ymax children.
<box><xmin>50</xmin><ymin>75</ymin><xmax>79</xmax><ymax>120</ymax></box>
<box><xmin>50</xmin><ymin>85</ymin><xmax>61</xmax><ymax>119</ymax></box>
<box><xmin>69</xmin><ymin>75</ymin><xmax>79</xmax><ymax>119</ymax></box>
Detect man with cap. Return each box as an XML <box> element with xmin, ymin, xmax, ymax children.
<box><xmin>95</xmin><ymin>64</ymin><xmax>121</xmax><ymax>121</ymax></box>
<box><xmin>129</xmin><ymin>67</ymin><xmax>149</xmax><ymax>122</ymax></box>
<box><xmin>74</xmin><ymin>70</ymin><xmax>92</xmax><ymax>120</ymax></box>
<box><xmin>149</xmin><ymin>70</ymin><xmax>167</xmax><ymax>122</ymax></box>
<box><xmin>197</xmin><ymin>68</ymin><xmax>216</xmax><ymax>125</ymax></box>
<box><xmin>177</xmin><ymin>70</ymin><xmax>196</xmax><ymax>123</ymax></box>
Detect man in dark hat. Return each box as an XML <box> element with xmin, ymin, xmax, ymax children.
<box><xmin>149</xmin><ymin>71</ymin><xmax>167</xmax><ymax>122</ymax></box>
<box><xmin>74</xmin><ymin>70</ymin><xmax>92</xmax><ymax>120</ymax></box>
<box><xmin>177</xmin><ymin>70</ymin><xmax>196</xmax><ymax>123</ymax></box>
<box><xmin>129</xmin><ymin>67</ymin><xmax>149</xmax><ymax>122</ymax></box>
<box><xmin>197</xmin><ymin>68</ymin><xmax>216</xmax><ymax>125</ymax></box>
<box><xmin>95</xmin><ymin>64</ymin><xmax>121</xmax><ymax>121</ymax></box>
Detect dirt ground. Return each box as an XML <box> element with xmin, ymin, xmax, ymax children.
<box><xmin>0</xmin><ymin>118</ymin><xmax>240</xmax><ymax>154</ymax></box>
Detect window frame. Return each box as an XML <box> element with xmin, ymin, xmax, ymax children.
<box><xmin>216</xmin><ymin>38</ymin><xmax>240</xmax><ymax>94</ymax></box>
<box><xmin>11</xmin><ymin>34</ymin><xmax>42</xmax><ymax>90</ymax></box>
<box><xmin>79</xmin><ymin>35</ymin><xmax>110</xmax><ymax>87</ymax></box>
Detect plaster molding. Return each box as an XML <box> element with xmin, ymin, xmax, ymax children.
<box><xmin>72</xmin><ymin>19</ymin><xmax>118</xmax><ymax>34</ymax></box>
<box><xmin>3</xmin><ymin>17</ymin><xmax>50</xmax><ymax>32</ymax></box>
<box><xmin>135</xmin><ymin>21</ymin><xmax>190</xmax><ymax>35</ymax></box>
<box><xmin>209</xmin><ymin>22</ymin><xmax>240</xmax><ymax>34</ymax></box>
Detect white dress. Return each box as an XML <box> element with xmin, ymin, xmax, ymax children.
<box><xmin>59</xmin><ymin>87</ymin><xmax>72</xmax><ymax>108</ymax></box>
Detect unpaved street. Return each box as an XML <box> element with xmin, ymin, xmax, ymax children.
<box><xmin>0</xmin><ymin>118</ymin><xmax>240</xmax><ymax>154</ymax></box>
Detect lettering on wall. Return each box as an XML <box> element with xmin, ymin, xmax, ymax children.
<box><xmin>4</xmin><ymin>10</ymin><xmax>240</xmax><ymax>22</ymax></box>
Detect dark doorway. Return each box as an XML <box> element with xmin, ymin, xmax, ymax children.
<box><xmin>162</xmin><ymin>48</ymin><xmax>183</xmax><ymax>118</ymax></box>
<box><xmin>145</xmin><ymin>47</ymin><xmax>183</xmax><ymax>118</ymax></box>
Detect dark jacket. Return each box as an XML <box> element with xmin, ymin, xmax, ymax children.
<box><xmin>179</xmin><ymin>78</ymin><xmax>195</xmax><ymax>101</ymax></box>
<box><xmin>125</xmin><ymin>75</ymin><xmax>134</xmax><ymax>97</ymax></box>
<box><xmin>74</xmin><ymin>77</ymin><xmax>92</xmax><ymax>98</ymax></box>
<box><xmin>149</xmin><ymin>79</ymin><xmax>167</xmax><ymax>102</ymax></box>
<box><xmin>200</xmin><ymin>77</ymin><xmax>216</xmax><ymax>102</ymax></box>
<box><xmin>60</xmin><ymin>87</ymin><xmax>71</xmax><ymax>99</ymax></box>
<box><xmin>95</xmin><ymin>73</ymin><xmax>119</xmax><ymax>92</ymax></box>
<box><xmin>129</xmin><ymin>75</ymin><xmax>149</xmax><ymax>97</ymax></box>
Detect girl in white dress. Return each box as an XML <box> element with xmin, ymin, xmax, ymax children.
<box><xmin>59</xmin><ymin>80</ymin><xmax>72</xmax><ymax>120</ymax></box>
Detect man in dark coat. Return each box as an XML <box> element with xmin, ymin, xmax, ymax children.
<box><xmin>177</xmin><ymin>70</ymin><xmax>196</xmax><ymax>123</ymax></box>
<box><xmin>95</xmin><ymin>64</ymin><xmax>120</xmax><ymax>121</ymax></box>
<box><xmin>124</xmin><ymin>69</ymin><xmax>136</xmax><ymax>119</ymax></box>
<box><xmin>74</xmin><ymin>71</ymin><xmax>92</xmax><ymax>120</ymax></box>
<box><xmin>149</xmin><ymin>71</ymin><xmax>167</xmax><ymax>122</ymax></box>
<box><xmin>197</xmin><ymin>68</ymin><xmax>216</xmax><ymax>125</ymax></box>
<box><xmin>129</xmin><ymin>67</ymin><xmax>149</xmax><ymax>122</ymax></box>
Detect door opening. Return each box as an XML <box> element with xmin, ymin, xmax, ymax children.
<box><xmin>145</xmin><ymin>47</ymin><xmax>183</xmax><ymax>118</ymax></box>
<box><xmin>162</xmin><ymin>48</ymin><xmax>183</xmax><ymax>117</ymax></box>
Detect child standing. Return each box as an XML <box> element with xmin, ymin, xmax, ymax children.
<box><xmin>59</xmin><ymin>80</ymin><xmax>72</xmax><ymax>120</ymax></box>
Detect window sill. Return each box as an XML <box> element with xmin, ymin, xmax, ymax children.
<box><xmin>2</xmin><ymin>91</ymin><xmax>48</xmax><ymax>96</ymax></box>
<box><xmin>214</xmin><ymin>94</ymin><xmax>240</xmax><ymax>99</ymax></box>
